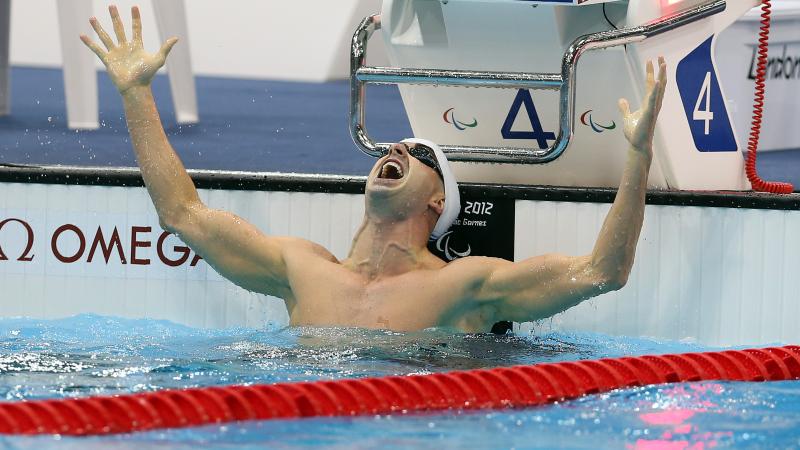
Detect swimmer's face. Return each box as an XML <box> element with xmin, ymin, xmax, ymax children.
<box><xmin>365</xmin><ymin>142</ymin><xmax>445</xmax><ymax>221</ymax></box>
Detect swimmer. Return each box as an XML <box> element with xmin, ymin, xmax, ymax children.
<box><xmin>81</xmin><ymin>6</ymin><xmax>667</xmax><ymax>332</ymax></box>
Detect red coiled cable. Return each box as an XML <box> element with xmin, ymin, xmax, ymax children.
<box><xmin>745</xmin><ymin>0</ymin><xmax>793</xmax><ymax>193</ymax></box>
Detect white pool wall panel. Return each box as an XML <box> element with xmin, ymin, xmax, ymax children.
<box><xmin>1</xmin><ymin>181</ymin><xmax>798</xmax><ymax>347</ymax></box>
<box><xmin>516</xmin><ymin>200</ymin><xmax>800</xmax><ymax>347</ymax></box>
<box><xmin>0</xmin><ymin>183</ymin><xmax>365</xmax><ymax>329</ymax></box>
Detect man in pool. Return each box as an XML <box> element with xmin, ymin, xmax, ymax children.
<box><xmin>81</xmin><ymin>6</ymin><xmax>667</xmax><ymax>332</ymax></box>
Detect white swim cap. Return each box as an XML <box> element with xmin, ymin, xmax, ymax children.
<box><xmin>401</xmin><ymin>138</ymin><xmax>461</xmax><ymax>241</ymax></box>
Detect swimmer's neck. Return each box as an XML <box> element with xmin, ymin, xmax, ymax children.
<box><xmin>343</xmin><ymin>215</ymin><xmax>444</xmax><ymax>280</ymax></box>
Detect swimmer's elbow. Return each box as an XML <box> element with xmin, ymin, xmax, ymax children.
<box><xmin>585</xmin><ymin>254</ymin><xmax>630</xmax><ymax>293</ymax></box>
<box><xmin>157</xmin><ymin>201</ymin><xmax>202</xmax><ymax>235</ymax></box>
<box><xmin>595</xmin><ymin>268</ymin><xmax>629</xmax><ymax>293</ymax></box>
<box><xmin>158</xmin><ymin>215</ymin><xmax>180</xmax><ymax>234</ymax></box>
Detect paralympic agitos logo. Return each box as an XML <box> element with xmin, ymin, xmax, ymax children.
<box><xmin>442</xmin><ymin>108</ymin><xmax>478</xmax><ymax>131</ymax></box>
<box><xmin>580</xmin><ymin>110</ymin><xmax>616</xmax><ymax>133</ymax></box>
<box><xmin>434</xmin><ymin>230</ymin><xmax>471</xmax><ymax>261</ymax></box>
<box><xmin>0</xmin><ymin>218</ymin><xmax>203</xmax><ymax>267</ymax></box>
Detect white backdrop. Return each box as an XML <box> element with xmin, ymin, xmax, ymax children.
<box><xmin>715</xmin><ymin>3</ymin><xmax>800</xmax><ymax>151</ymax></box>
<box><xmin>8</xmin><ymin>0</ymin><xmax>389</xmax><ymax>81</ymax></box>
<box><xmin>1</xmin><ymin>181</ymin><xmax>799</xmax><ymax>346</ymax></box>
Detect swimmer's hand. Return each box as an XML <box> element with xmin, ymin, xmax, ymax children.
<box><xmin>618</xmin><ymin>57</ymin><xmax>667</xmax><ymax>155</ymax></box>
<box><xmin>80</xmin><ymin>5</ymin><xmax>178</xmax><ymax>95</ymax></box>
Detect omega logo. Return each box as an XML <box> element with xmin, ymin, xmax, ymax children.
<box><xmin>0</xmin><ymin>218</ymin><xmax>202</xmax><ymax>267</ymax></box>
<box><xmin>0</xmin><ymin>218</ymin><xmax>35</xmax><ymax>261</ymax></box>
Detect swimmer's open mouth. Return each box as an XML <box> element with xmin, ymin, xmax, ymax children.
<box><xmin>378</xmin><ymin>160</ymin><xmax>404</xmax><ymax>180</ymax></box>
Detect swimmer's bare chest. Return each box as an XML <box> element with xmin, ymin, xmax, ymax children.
<box><xmin>282</xmin><ymin>251</ymin><xmax>496</xmax><ymax>332</ymax></box>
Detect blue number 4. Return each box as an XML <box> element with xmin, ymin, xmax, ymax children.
<box><xmin>501</xmin><ymin>89</ymin><xmax>556</xmax><ymax>149</ymax></box>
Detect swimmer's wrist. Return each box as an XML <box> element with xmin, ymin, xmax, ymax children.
<box><xmin>120</xmin><ymin>85</ymin><xmax>153</xmax><ymax>102</ymax></box>
<box><xmin>628</xmin><ymin>145</ymin><xmax>653</xmax><ymax>163</ymax></box>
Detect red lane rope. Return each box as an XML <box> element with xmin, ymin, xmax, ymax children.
<box><xmin>0</xmin><ymin>345</ymin><xmax>798</xmax><ymax>436</ymax></box>
<box><xmin>745</xmin><ymin>0</ymin><xmax>793</xmax><ymax>193</ymax></box>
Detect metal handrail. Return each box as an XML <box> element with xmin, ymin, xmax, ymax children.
<box><xmin>349</xmin><ymin>0</ymin><xmax>727</xmax><ymax>164</ymax></box>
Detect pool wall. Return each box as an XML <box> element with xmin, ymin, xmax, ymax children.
<box><xmin>0</xmin><ymin>166</ymin><xmax>798</xmax><ymax>346</ymax></box>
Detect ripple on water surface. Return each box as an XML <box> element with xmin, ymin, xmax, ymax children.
<box><xmin>0</xmin><ymin>315</ymin><xmax>797</xmax><ymax>449</ymax></box>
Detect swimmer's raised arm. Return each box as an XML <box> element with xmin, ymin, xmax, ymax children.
<box><xmin>81</xmin><ymin>6</ymin><xmax>313</xmax><ymax>300</ymax></box>
<box><xmin>457</xmin><ymin>58</ymin><xmax>667</xmax><ymax>325</ymax></box>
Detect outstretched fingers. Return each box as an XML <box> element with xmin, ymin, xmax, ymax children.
<box><xmin>89</xmin><ymin>16</ymin><xmax>115</xmax><ymax>50</ymax></box>
<box><xmin>641</xmin><ymin>57</ymin><xmax>667</xmax><ymax>126</ymax></box>
<box><xmin>109</xmin><ymin>5</ymin><xmax>127</xmax><ymax>45</ymax></box>
<box><xmin>655</xmin><ymin>57</ymin><xmax>667</xmax><ymax>112</ymax></box>
<box><xmin>131</xmin><ymin>6</ymin><xmax>143</xmax><ymax>48</ymax></box>
<box><xmin>153</xmin><ymin>37</ymin><xmax>178</xmax><ymax>65</ymax></box>
<box><xmin>80</xmin><ymin>35</ymin><xmax>107</xmax><ymax>64</ymax></box>
<box><xmin>158</xmin><ymin>37</ymin><xmax>179</xmax><ymax>62</ymax></box>
<box><xmin>645</xmin><ymin>59</ymin><xmax>655</xmax><ymax>92</ymax></box>
<box><xmin>618</xmin><ymin>98</ymin><xmax>631</xmax><ymax>118</ymax></box>
<box><xmin>647</xmin><ymin>58</ymin><xmax>667</xmax><ymax>113</ymax></box>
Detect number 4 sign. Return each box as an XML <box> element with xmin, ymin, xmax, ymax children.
<box><xmin>693</xmin><ymin>72</ymin><xmax>714</xmax><ymax>135</ymax></box>
<box><xmin>676</xmin><ymin>37</ymin><xmax>738</xmax><ymax>152</ymax></box>
<box><xmin>501</xmin><ymin>89</ymin><xmax>556</xmax><ymax>149</ymax></box>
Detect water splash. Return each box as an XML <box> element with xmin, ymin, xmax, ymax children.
<box><xmin>0</xmin><ymin>315</ymin><xmax>795</xmax><ymax>449</ymax></box>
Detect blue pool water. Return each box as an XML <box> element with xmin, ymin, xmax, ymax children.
<box><xmin>0</xmin><ymin>315</ymin><xmax>797</xmax><ymax>449</ymax></box>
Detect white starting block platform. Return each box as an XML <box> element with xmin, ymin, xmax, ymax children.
<box><xmin>351</xmin><ymin>0</ymin><xmax>784</xmax><ymax>191</ymax></box>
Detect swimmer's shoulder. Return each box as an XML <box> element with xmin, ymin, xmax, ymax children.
<box><xmin>441</xmin><ymin>255</ymin><xmax>510</xmax><ymax>272</ymax></box>
<box><xmin>275</xmin><ymin>236</ymin><xmax>339</xmax><ymax>264</ymax></box>
<box><xmin>436</xmin><ymin>255</ymin><xmax>509</xmax><ymax>288</ymax></box>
